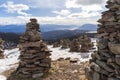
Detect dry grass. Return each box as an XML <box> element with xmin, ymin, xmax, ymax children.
<box><xmin>2</xmin><ymin>60</ymin><xmax>89</xmax><ymax>80</ymax></box>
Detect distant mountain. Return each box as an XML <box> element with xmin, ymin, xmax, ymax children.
<box><xmin>78</xmin><ymin>24</ymin><xmax>98</xmax><ymax>31</ymax></box>
<box><xmin>0</xmin><ymin>24</ymin><xmax>77</xmax><ymax>33</ymax></box>
<box><xmin>40</xmin><ymin>24</ymin><xmax>77</xmax><ymax>32</ymax></box>
<box><xmin>42</xmin><ymin>30</ymin><xmax>88</xmax><ymax>40</ymax></box>
<box><xmin>0</xmin><ymin>24</ymin><xmax>97</xmax><ymax>33</ymax></box>
<box><xmin>0</xmin><ymin>25</ymin><xmax>25</xmax><ymax>33</ymax></box>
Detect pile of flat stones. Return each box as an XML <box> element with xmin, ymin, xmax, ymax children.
<box><xmin>69</xmin><ymin>39</ymin><xmax>80</xmax><ymax>52</ymax></box>
<box><xmin>79</xmin><ymin>35</ymin><xmax>92</xmax><ymax>52</ymax></box>
<box><xmin>61</xmin><ymin>39</ymin><xmax>70</xmax><ymax>49</ymax></box>
<box><xmin>8</xmin><ymin>18</ymin><xmax>51</xmax><ymax>80</ymax></box>
<box><xmin>0</xmin><ymin>38</ymin><xmax>4</xmax><ymax>59</ymax></box>
<box><xmin>85</xmin><ymin>0</ymin><xmax>120</xmax><ymax>80</ymax></box>
<box><xmin>53</xmin><ymin>42</ymin><xmax>60</xmax><ymax>48</ymax></box>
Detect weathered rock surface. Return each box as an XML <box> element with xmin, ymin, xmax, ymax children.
<box><xmin>85</xmin><ymin>0</ymin><xmax>120</xmax><ymax>80</ymax></box>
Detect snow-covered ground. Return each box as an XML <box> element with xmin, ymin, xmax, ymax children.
<box><xmin>49</xmin><ymin>46</ymin><xmax>92</xmax><ymax>61</ymax></box>
<box><xmin>0</xmin><ymin>38</ymin><xmax>96</xmax><ymax>80</ymax></box>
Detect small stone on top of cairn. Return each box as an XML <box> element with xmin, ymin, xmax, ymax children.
<box><xmin>0</xmin><ymin>38</ymin><xmax>4</xmax><ymax>59</ymax></box>
<box><xmin>85</xmin><ymin>0</ymin><xmax>120</xmax><ymax>80</ymax></box>
<box><xmin>8</xmin><ymin>18</ymin><xmax>51</xmax><ymax>80</ymax></box>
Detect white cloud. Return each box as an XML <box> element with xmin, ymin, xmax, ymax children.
<box><xmin>75</xmin><ymin>0</ymin><xmax>103</xmax><ymax>5</ymax></box>
<box><xmin>0</xmin><ymin>0</ymin><xmax>108</xmax><ymax>25</ymax></box>
<box><xmin>0</xmin><ymin>16</ymin><xmax>98</xmax><ymax>26</ymax></box>
<box><xmin>66</xmin><ymin>0</ymin><xmax>105</xmax><ymax>9</ymax></box>
<box><xmin>64</xmin><ymin>0</ymin><xmax>104</xmax><ymax>20</ymax></box>
<box><xmin>0</xmin><ymin>17</ymin><xmax>27</xmax><ymax>25</ymax></box>
<box><xmin>26</xmin><ymin>0</ymin><xmax>65</xmax><ymax>9</ymax></box>
<box><xmin>52</xmin><ymin>10</ymin><xmax>71</xmax><ymax>16</ymax></box>
<box><xmin>0</xmin><ymin>1</ymin><xmax>30</xmax><ymax>16</ymax></box>
<box><xmin>68</xmin><ymin>11</ymin><xmax>100</xmax><ymax>18</ymax></box>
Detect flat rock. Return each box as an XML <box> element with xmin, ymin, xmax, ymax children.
<box><xmin>108</xmin><ymin>42</ymin><xmax>120</xmax><ymax>55</ymax></box>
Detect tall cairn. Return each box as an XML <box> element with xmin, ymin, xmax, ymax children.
<box><xmin>69</xmin><ymin>39</ymin><xmax>80</xmax><ymax>52</ymax></box>
<box><xmin>61</xmin><ymin>39</ymin><xmax>70</xmax><ymax>49</ymax></box>
<box><xmin>79</xmin><ymin>35</ymin><xmax>91</xmax><ymax>52</ymax></box>
<box><xmin>85</xmin><ymin>0</ymin><xmax>120</xmax><ymax>80</ymax></box>
<box><xmin>0</xmin><ymin>38</ymin><xmax>4</xmax><ymax>59</ymax></box>
<box><xmin>8</xmin><ymin>18</ymin><xmax>51</xmax><ymax>80</ymax></box>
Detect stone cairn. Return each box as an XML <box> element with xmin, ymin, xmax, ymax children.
<box><xmin>85</xmin><ymin>0</ymin><xmax>120</xmax><ymax>80</ymax></box>
<box><xmin>79</xmin><ymin>35</ymin><xmax>92</xmax><ymax>52</ymax></box>
<box><xmin>69</xmin><ymin>39</ymin><xmax>80</xmax><ymax>52</ymax></box>
<box><xmin>53</xmin><ymin>42</ymin><xmax>60</xmax><ymax>48</ymax></box>
<box><xmin>0</xmin><ymin>38</ymin><xmax>4</xmax><ymax>59</ymax></box>
<box><xmin>61</xmin><ymin>39</ymin><xmax>70</xmax><ymax>49</ymax></box>
<box><xmin>8</xmin><ymin>18</ymin><xmax>51</xmax><ymax>80</ymax></box>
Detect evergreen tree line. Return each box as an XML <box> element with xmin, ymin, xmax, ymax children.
<box><xmin>0</xmin><ymin>32</ymin><xmax>96</xmax><ymax>49</ymax></box>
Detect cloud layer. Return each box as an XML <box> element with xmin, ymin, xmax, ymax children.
<box><xmin>0</xmin><ymin>1</ymin><xmax>30</xmax><ymax>16</ymax></box>
<box><xmin>0</xmin><ymin>0</ymin><xmax>107</xmax><ymax>25</ymax></box>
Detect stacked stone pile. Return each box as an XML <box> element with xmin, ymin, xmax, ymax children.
<box><xmin>8</xmin><ymin>18</ymin><xmax>51</xmax><ymax>80</ymax></box>
<box><xmin>53</xmin><ymin>42</ymin><xmax>60</xmax><ymax>48</ymax></box>
<box><xmin>69</xmin><ymin>39</ymin><xmax>80</xmax><ymax>52</ymax></box>
<box><xmin>85</xmin><ymin>0</ymin><xmax>120</xmax><ymax>80</ymax></box>
<box><xmin>0</xmin><ymin>38</ymin><xmax>4</xmax><ymax>59</ymax></box>
<box><xmin>61</xmin><ymin>39</ymin><xmax>70</xmax><ymax>49</ymax></box>
<box><xmin>79</xmin><ymin>35</ymin><xmax>92</xmax><ymax>52</ymax></box>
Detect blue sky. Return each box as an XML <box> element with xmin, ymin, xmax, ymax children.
<box><xmin>0</xmin><ymin>0</ymin><xmax>107</xmax><ymax>25</ymax></box>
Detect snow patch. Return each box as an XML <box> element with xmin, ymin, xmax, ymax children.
<box><xmin>0</xmin><ymin>75</ymin><xmax>6</xmax><ymax>80</ymax></box>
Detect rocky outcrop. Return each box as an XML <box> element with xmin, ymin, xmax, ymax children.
<box><xmin>8</xmin><ymin>18</ymin><xmax>51</xmax><ymax>80</ymax></box>
<box><xmin>0</xmin><ymin>38</ymin><xmax>4</xmax><ymax>59</ymax></box>
<box><xmin>85</xmin><ymin>0</ymin><xmax>120</xmax><ymax>80</ymax></box>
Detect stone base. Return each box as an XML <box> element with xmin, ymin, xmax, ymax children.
<box><xmin>7</xmin><ymin>71</ymin><xmax>49</xmax><ymax>80</ymax></box>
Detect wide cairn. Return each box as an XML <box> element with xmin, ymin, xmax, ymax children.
<box><xmin>0</xmin><ymin>38</ymin><xmax>4</xmax><ymax>59</ymax></box>
<box><xmin>85</xmin><ymin>0</ymin><xmax>120</xmax><ymax>80</ymax></box>
<box><xmin>8</xmin><ymin>18</ymin><xmax>51</xmax><ymax>80</ymax></box>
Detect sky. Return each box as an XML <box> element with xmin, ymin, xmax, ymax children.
<box><xmin>0</xmin><ymin>0</ymin><xmax>107</xmax><ymax>25</ymax></box>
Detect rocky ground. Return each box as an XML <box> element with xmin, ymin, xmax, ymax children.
<box><xmin>2</xmin><ymin>59</ymin><xmax>88</xmax><ymax>80</ymax></box>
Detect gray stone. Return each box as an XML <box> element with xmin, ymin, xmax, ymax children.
<box><xmin>98</xmin><ymin>39</ymin><xmax>108</xmax><ymax>49</ymax></box>
<box><xmin>108</xmin><ymin>77</ymin><xmax>119</xmax><ymax>80</ymax></box>
<box><xmin>108</xmin><ymin>43</ymin><xmax>120</xmax><ymax>55</ymax></box>
<box><xmin>96</xmin><ymin>60</ymin><xmax>114</xmax><ymax>72</ymax></box>
<box><xmin>93</xmin><ymin>72</ymin><xmax>100</xmax><ymax>80</ymax></box>
<box><xmin>85</xmin><ymin>67</ymin><xmax>93</xmax><ymax>80</ymax></box>
<box><xmin>115</xmin><ymin>55</ymin><xmax>120</xmax><ymax>65</ymax></box>
<box><xmin>90</xmin><ymin>62</ymin><xmax>109</xmax><ymax>75</ymax></box>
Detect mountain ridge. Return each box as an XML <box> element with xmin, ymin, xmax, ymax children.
<box><xmin>0</xmin><ymin>24</ymin><xmax>97</xmax><ymax>33</ymax></box>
